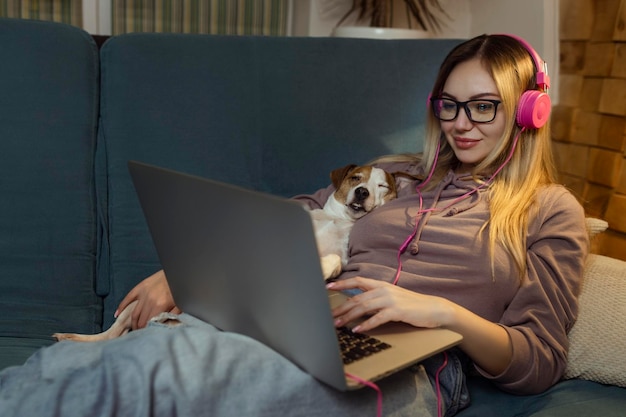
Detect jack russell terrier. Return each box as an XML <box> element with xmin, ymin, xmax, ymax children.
<box><xmin>53</xmin><ymin>164</ymin><xmax>397</xmax><ymax>342</ymax></box>
<box><xmin>309</xmin><ymin>164</ymin><xmax>397</xmax><ymax>279</ymax></box>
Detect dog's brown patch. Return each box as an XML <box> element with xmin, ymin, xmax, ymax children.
<box><xmin>330</xmin><ymin>165</ymin><xmax>374</xmax><ymax>204</ymax></box>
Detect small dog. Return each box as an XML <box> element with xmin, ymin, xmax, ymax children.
<box><xmin>53</xmin><ymin>164</ymin><xmax>397</xmax><ymax>342</ymax></box>
<box><xmin>310</xmin><ymin>164</ymin><xmax>397</xmax><ymax>280</ymax></box>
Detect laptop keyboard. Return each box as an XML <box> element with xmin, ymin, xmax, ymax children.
<box><xmin>336</xmin><ymin>326</ymin><xmax>392</xmax><ymax>364</ymax></box>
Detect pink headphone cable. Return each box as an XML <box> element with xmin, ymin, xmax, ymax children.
<box><xmin>345</xmin><ymin>372</ymin><xmax>383</xmax><ymax>417</ymax></box>
<box><xmin>392</xmin><ymin>128</ymin><xmax>524</xmax><ymax>286</ymax></box>
<box><xmin>349</xmin><ymin>128</ymin><xmax>524</xmax><ymax>416</ymax></box>
<box><xmin>386</xmin><ymin>130</ymin><xmax>522</xmax><ymax>416</ymax></box>
<box><xmin>345</xmin><ymin>350</ymin><xmax>449</xmax><ymax>417</ymax></box>
<box><xmin>435</xmin><ymin>351</ymin><xmax>450</xmax><ymax>417</ymax></box>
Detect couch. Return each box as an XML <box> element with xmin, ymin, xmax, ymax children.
<box><xmin>1</xmin><ymin>18</ymin><xmax>625</xmax><ymax>416</ymax></box>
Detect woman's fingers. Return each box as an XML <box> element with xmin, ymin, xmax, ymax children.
<box><xmin>328</xmin><ymin>278</ymin><xmax>396</xmax><ymax>330</ymax></box>
<box><xmin>326</xmin><ymin>276</ymin><xmax>381</xmax><ymax>292</ymax></box>
<box><xmin>327</xmin><ymin>277</ymin><xmax>443</xmax><ymax>332</ymax></box>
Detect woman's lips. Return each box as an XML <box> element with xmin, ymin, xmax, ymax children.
<box><xmin>454</xmin><ymin>138</ymin><xmax>481</xmax><ymax>150</ymax></box>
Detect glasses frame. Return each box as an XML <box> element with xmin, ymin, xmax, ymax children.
<box><xmin>430</xmin><ymin>97</ymin><xmax>502</xmax><ymax>124</ymax></box>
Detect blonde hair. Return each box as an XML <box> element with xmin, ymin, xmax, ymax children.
<box><xmin>380</xmin><ymin>35</ymin><xmax>557</xmax><ymax>279</ymax></box>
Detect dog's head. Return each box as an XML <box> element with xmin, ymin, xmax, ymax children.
<box><xmin>330</xmin><ymin>164</ymin><xmax>397</xmax><ymax>220</ymax></box>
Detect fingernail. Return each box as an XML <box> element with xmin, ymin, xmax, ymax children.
<box><xmin>326</xmin><ymin>282</ymin><xmax>336</xmax><ymax>289</ymax></box>
<box><xmin>352</xmin><ymin>325</ymin><xmax>362</xmax><ymax>333</ymax></box>
<box><xmin>114</xmin><ymin>310</ymin><xmax>119</xmax><ymax>318</ymax></box>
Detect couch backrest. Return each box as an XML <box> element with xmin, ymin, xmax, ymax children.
<box><xmin>97</xmin><ymin>33</ymin><xmax>461</xmax><ymax>325</ymax></box>
<box><xmin>0</xmin><ymin>19</ymin><xmax>100</xmax><ymax>369</ymax></box>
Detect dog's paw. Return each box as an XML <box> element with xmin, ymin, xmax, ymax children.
<box><xmin>52</xmin><ymin>332</ymin><xmax>71</xmax><ymax>341</ymax></box>
<box><xmin>52</xmin><ymin>332</ymin><xmax>100</xmax><ymax>342</ymax></box>
<box><xmin>52</xmin><ymin>302</ymin><xmax>137</xmax><ymax>342</ymax></box>
<box><xmin>320</xmin><ymin>254</ymin><xmax>342</xmax><ymax>280</ymax></box>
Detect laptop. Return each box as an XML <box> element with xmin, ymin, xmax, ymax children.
<box><xmin>128</xmin><ymin>160</ymin><xmax>462</xmax><ymax>391</ymax></box>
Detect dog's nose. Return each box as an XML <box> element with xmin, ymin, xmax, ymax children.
<box><xmin>355</xmin><ymin>187</ymin><xmax>369</xmax><ymax>201</ymax></box>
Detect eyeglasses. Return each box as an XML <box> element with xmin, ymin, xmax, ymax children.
<box><xmin>430</xmin><ymin>98</ymin><xmax>502</xmax><ymax>123</ymax></box>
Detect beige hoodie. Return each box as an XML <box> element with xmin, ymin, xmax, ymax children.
<box><xmin>295</xmin><ymin>160</ymin><xmax>589</xmax><ymax>395</ymax></box>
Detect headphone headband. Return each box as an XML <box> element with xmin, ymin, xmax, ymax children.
<box><xmin>499</xmin><ymin>34</ymin><xmax>551</xmax><ymax>129</ymax></box>
<box><xmin>499</xmin><ymin>33</ymin><xmax>550</xmax><ymax>92</ymax></box>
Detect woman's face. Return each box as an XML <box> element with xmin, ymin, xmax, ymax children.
<box><xmin>439</xmin><ymin>58</ymin><xmax>507</xmax><ymax>172</ymax></box>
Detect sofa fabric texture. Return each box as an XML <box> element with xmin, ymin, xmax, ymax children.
<box><xmin>0</xmin><ymin>18</ymin><xmax>101</xmax><ymax>368</ymax></box>
<box><xmin>97</xmin><ymin>33</ymin><xmax>456</xmax><ymax>327</ymax></box>
<box><xmin>1</xmin><ymin>18</ymin><xmax>625</xmax><ymax>416</ymax></box>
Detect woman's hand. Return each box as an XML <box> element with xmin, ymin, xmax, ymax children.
<box><xmin>327</xmin><ymin>276</ymin><xmax>513</xmax><ymax>376</ymax></box>
<box><xmin>326</xmin><ymin>277</ymin><xmax>453</xmax><ymax>332</ymax></box>
<box><xmin>115</xmin><ymin>269</ymin><xmax>181</xmax><ymax>330</ymax></box>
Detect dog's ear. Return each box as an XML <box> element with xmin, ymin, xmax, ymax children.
<box><xmin>388</xmin><ymin>171</ymin><xmax>422</xmax><ymax>198</ymax></box>
<box><xmin>329</xmin><ymin>164</ymin><xmax>358</xmax><ymax>189</ymax></box>
<box><xmin>385</xmin><ymin>171</ymin><xmax>399</xmax><ymax>200</ymax></box>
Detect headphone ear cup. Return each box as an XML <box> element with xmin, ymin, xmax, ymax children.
<box><xmin>516</xmin><ymin>90</ymin><xmax>551</xmax><ymax>129</ymax></box>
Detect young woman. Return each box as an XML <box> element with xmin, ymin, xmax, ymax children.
<box><xmin>1</xmin><ymin>34</ymin><xmax>588</xmax><ymax>417</ymax></box>
<box><xmin>304</xmin><ymin>33</ymin><xmax>587</xmax><ymax>396</ymax></box>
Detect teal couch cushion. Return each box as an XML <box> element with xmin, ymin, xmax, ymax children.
<box><xmin>457</xmin><ymin>376</ymin><xmax>626</xmax><ymax>416</ymax></box>
<box><xmin>0</xmin><ymin>19</ymin><xmax>100</xmax><ymax>369</ymax></box>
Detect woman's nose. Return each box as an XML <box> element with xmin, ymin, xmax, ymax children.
<box><xmin>454</xmin><ymin>107</ymin><xmax>474</xmax><ymax>130</ymax></box>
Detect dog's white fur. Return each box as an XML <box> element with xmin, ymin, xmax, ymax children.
<box><xmin>53</xmin><ymin>164</ymin><xmax>397</xmax><ymax>343</ymax></box>
<box><xmin>309</xmin><ymin>164</ymin><xmax>397</xmax><ymax>279</ymax></box>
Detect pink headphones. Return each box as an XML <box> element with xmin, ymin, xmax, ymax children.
<box><xmin>503</xmin><ymin>33</ymin><xmax>551</xmax><ymax>129</ymax></box>
<box><xmin>428</xmin><ymin>34</ymin><xmax>551</xmax><ymax>129</ymax></box>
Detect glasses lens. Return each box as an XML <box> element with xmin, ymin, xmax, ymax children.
<box><xmin>466</xmin><ymin>100</ymin><xmax>497</xmax><ymax>122</ymax></box>
<box><xmin>431</xmin><ymin>98</ymin><xmax>499</xmax><ymax>123</ymax></box>
<box><xmin>432</xmin><ymin>98</ymin><xmax>457</xmax><ymax>121</ymax></box>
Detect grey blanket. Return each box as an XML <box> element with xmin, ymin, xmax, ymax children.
<box><xmin>0</xmin><ymin>314</ymin><xmax>439</xmax><ymax>416</ymax></box>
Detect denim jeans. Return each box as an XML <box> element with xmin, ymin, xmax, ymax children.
<box><xmin>421</xmin><ymin>348</ymin><xmax>472</xmax><ymax>417</ymax></box>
